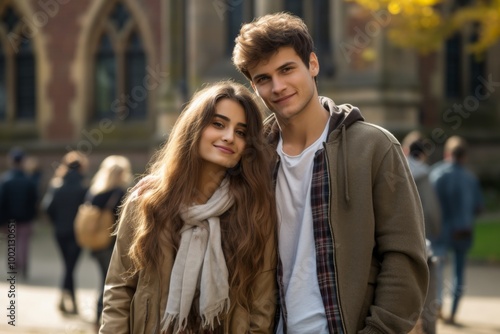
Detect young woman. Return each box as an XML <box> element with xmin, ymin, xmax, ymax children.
<box><xmin>42</xmin><ymin>151</ymin><xmax>89</xmax><ymax>315</ymax></box>
<box><xmin>85</xmin><ymin>155</ymin><xmax>132</xmax><ymax>328</ymax></box>
<box><xmin>99</xmin><ymin>81</ymin><xmax>277</xmax><ymax>333</ymax></box>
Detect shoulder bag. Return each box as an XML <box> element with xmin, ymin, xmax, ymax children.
<box><xmin>74</xmin><ymin>191</ymin><xmax>120</xmax><ymax>250</ymax></box>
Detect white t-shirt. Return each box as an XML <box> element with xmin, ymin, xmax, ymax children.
<box><xmin>275</xmin><ymin>123</ymin><xmax>330</xmax><ymax>334</ymax></box>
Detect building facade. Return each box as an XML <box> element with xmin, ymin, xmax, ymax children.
<box><xmin>1</xmin><ymin>0</ymin><xmax>499</xmax><ymax>188</ymax></box>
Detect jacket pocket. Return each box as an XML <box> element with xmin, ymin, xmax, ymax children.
<box><xmin>360</xmin><ymin>262</ymin><xmax>380</xmax><ymax>323</ymax></box>
<box><xmin>130</xmin><ymin>294</ymin><xmax>151</xmax><ymax>334</ymax></box>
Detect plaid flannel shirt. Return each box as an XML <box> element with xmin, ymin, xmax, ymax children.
<box><xmin>274</xmin><ymin>147</ymin><xmax>344</xmax><ymax>333</ymax></box>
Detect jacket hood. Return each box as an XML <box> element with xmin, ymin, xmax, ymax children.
<box><xmin>320</xmin><ymin>96</ymin><xmax>364</xmax><ymax>203</ymax></box>
<box><xmin>319</xmin><ymin>96</ymin><xmax>364</xmax><ymax>137</ymax></box>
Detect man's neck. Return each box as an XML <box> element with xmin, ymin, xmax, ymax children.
<box><xmin>278</xmin><ymin>104</ymin><xmax>329</xmax><ymax>156</ymax></box>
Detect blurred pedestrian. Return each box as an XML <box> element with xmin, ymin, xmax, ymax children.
<box><xmin>24</xmin><ymin>155</ymin><xmax>43</xmax><ymax>191</ymax></box>
<box><xmin>0</xmin><ymin>147</ymin><xmax>38</xmax><ymax>278</ymax></box>
<box><xmin>100</xmin><ymin>81</ymin><xmax>277</xmax><ymax>333</ymax></box>
<box><xmin>402</xmin><ymin>131</ymin><xmax>442</xmax><ymax>334</ymax></box>
<box><xmin>430</xmin><ymin>136</ymin><xmax>484</xmax><ymax>325</ymax></box>
<box><xmin>42</xmin><ymin>151</ymin><xmax>89</xmax><ymax>315</ymax></box>
<box><xmin>402</xmin><ymin>131</ymin><xmax>442</xmax><ymax>242</ymax></box>
<box><xmin>85</xmin><ymin>155</ymin><xmax>132</xmax><ymax>328</ymax></box>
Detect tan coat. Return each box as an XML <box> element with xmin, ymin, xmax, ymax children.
<box><xmin>99</xmin><ymin>198</ymin><xmax>277</xmax><ymax>334</ymax></box>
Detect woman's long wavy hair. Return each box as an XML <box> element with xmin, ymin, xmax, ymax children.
<box><xmin>124</xmin><ymin>80</ymin><xmax>276</xmax><ymax>313</ymax></box>
<box><xmin>88</xmin><ymin>155</ymin><xmax>132</xmax><ymax>196</ymax></box>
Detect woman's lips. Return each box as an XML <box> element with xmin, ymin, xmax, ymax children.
<box><xmin>214</xmin><ymin>145</ymin><xmax>234</xmax><ymax>154</ymax></box>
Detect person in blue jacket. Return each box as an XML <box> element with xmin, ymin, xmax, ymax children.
<box><xmin>430</xmin><ymin>136</ymin><xmax>484</xmax><ymax>325</ymax></box>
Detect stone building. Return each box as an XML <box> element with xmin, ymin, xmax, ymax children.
<box><xmin>0</xmin><ymin>0</ymin><xmax>499</xmax><ymax>191</ymax></box>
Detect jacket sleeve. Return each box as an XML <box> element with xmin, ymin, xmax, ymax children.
<box><xmin>99</xmin><ymin>197</ymin><xmax>138</xmax><ymax>334</ymax></box>
<box><xmin>249</xmin><ymin>230</ymin><xmax>277</xmax><ymax>333</ymax></box>
<box><xmin>361</xmin><ymin>142</ymin><xmax>429</xmax><ymax>334</ymax></box>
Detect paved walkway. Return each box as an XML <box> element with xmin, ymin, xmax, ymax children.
<box><xmin>0</xmin><ymin>222</ymin><xmax>499</xmax><ymax>333</ymax></box>
<box><xmin>0</xmin><ymin>222</ymin><xmax>99</xmax><ymax>333</ymax></box>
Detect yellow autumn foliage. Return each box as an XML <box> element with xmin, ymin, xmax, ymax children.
<box><xmin>349</xmin><ymin>0</ymin><xmax>500</xmax><ymax>54</ymax></box>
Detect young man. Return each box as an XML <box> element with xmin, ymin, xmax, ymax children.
<box><xmin>430</xmin><ymin>136</ymin><xmax>483</xmax><ymax>325</ymax></box>
<box><xmin>233</xmin><ymin>12</ymin><xmax>429</xmax><ymax>333</ymax></box>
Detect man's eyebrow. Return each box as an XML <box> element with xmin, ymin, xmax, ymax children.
<box><xmin>214</xmin><ymin>114</ymin><xmax>247</xmax><ymax>127</ymax></box>
<box><xmin>277</xmin><ymin>61</ymin><xmax>296</xmax><ymax>70</ymax></box>
<box><xmin>252</xmin><ymin>73</ymin><xmax>268</xmax><ymax>82</ymax></box>
<box><xmin>251</xmin><ymin>61</ymin><xmax>297</xmax><ymax>82</ymax></box>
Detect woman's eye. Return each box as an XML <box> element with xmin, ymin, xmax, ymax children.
<box><xmin>213</xmin><ymin>121</ymin><xmax>223</xmax><ymax>128</ymax></box>
<box><xmin>236</xmin><ymin>130</ymin><xmax>246</xmax><ymax>138</ymax></box>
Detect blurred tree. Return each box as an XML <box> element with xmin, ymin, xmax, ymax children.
<box><xmin>350</xmin><ymin>0</ymin><xmax>500</xmax><ymax>55</ymax></box>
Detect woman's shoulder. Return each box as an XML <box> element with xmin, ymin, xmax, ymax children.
<box><xmin>91</xmin><ymin>187</ymin><xmax>126</xmax><ymax>206</ymax></box>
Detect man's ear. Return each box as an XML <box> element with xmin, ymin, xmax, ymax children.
<box><xmin>309</xmin><ymin>52</ymin><xmax>320</xmax><ymax>77</ymax></box>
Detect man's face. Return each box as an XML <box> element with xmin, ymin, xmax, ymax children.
<box><xmin>248</xmin><ymin>47</ymin><xmax>319</xmax><ymax>123</ymax></box>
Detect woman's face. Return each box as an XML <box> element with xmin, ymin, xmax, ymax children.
<box><xmin>199</xmin><ymin>98</ymin><xmax>247</xmax><ymax>173</ymax></box>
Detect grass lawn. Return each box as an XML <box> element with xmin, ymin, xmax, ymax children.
<box><xmin>469</xmin><ymin>216</ymin><xmax>500</xmax><ymax>263</ymax></box>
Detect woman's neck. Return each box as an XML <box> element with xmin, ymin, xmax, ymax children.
<box><xmin>193</xmin><ymin>166</ymin><xmax>226</xmax><ymax>204</ymax></box>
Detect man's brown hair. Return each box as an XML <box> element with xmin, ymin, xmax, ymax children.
<box><xmin>232</xmin><ymin>12</ymin><xmax>315</xmax><ymax>80</ymax></box>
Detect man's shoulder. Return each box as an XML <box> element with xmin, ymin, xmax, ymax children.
<box><xmin>346</xmin><ymin>121</ymin><xmax>400</xmax><ymax>146</ymax></box>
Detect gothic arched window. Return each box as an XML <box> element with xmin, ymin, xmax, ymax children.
<box><xmin>0</xmin><ymin>5</ymin><xmax>36</xmax><ymax>122</ymax></box>
<box><xmin>92</xmin><ymin>1</ymin><xmax>147</xmax><ymax>121</ymax></box>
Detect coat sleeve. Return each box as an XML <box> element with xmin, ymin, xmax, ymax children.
<box><xmin>361</xmin><ymin>142</ymin><xmax>429</xmax><ymax>334</ymax></box>
<box><xmin>99</xmin><ymin>196</ymin><xmax>139</xmax><ymax>334</ymax></box>
<box><xmin>249</xmin><ymin>231</ymin><xmax>277</xmax><ymax>333</ymax></box>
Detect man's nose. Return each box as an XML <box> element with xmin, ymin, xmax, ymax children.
<box><xmin>271</xmin><ymin>76</ymin><xmax>286</xmax><ymax>94</ymax></box>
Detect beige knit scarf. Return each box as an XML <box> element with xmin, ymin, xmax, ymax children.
<box><xmin>161</xmin><ymin>178</ymin><xmax>233</xmax><ymax>333</ymax></box>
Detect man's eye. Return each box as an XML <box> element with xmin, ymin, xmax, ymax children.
<box><xmin>256</xmin><ymin>77</ymin><xmax>269</xmax><ymax>84</ymax></box>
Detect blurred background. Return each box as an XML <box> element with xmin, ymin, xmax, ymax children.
<box><xmin>0</xmin><ymin>0</ymin><xmax>499</xmax><ymax>333</ymax></box>
<box><xmin>0</xmin><ymin>0</ymin><xmax>499</xmax><ymax>200</ymax></box>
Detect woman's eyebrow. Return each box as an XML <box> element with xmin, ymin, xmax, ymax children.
<box><xmin>214</xmin><ymin>114</ymin><xmax>247</xmax><ymax>127</ymax></box>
